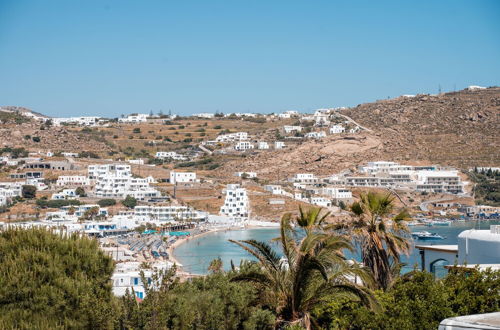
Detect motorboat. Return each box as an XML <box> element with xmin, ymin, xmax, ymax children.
<box><xmin>411</xmin><ymin>231</ymin><xmax>445</xmax><ymax>240</ymax></box>
<box><xmin>432</xmin><ymin>220</ymin><xmax>452</xmax><ymax>226</ymax></box>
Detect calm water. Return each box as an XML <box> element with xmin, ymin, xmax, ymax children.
<box><xmin>174</xmin><ymin>221</ymin><xmax>500</xmax><ymax>275</ymax></box>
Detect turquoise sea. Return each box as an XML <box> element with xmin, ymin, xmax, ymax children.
<box><xmin>174</xmin><ymin>221</ymin><xmax>500</xmax><ymax>275</ymax></box>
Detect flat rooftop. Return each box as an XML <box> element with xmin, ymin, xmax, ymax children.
<box><xmin>415</xmin><ymin>244</ymin><xmax>458</xmax><ymax>253</ymax></box>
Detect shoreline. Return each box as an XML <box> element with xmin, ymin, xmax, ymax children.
<box><xmin>167</xmin><ymin>223</ymin><xmax>279</xmax><ymax>276</ymax></box>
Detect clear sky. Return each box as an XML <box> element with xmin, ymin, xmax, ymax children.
<box><xmin>0</xmin><ymin>0</ymin><xmax>499</xmax><ymax>117</ymax></box>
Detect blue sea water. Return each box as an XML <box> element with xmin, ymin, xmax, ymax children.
<box><xmin>174</xmin><ymin>221</ymin><xmax>500</xmax><ymax>275</ymax></box>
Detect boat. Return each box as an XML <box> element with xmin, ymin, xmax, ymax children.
<box><xmin>411</xmin><ymin>231</ymin><xmax>445</xmax><ymax>240</ymax></box>
<box><xmin>432</xmin><ymin>220</ymin><xmax>451</xmax><ymax>226</ymax></box>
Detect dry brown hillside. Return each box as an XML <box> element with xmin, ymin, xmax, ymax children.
<box><xmin>218</xmin><ymin>87</ymin><xmax>499</xmax><ymax>180</ymax></box>
<box><xmin>342</xmin><ymin>87</ymin><xmax>500</xmax><ymax>166</ymax></box>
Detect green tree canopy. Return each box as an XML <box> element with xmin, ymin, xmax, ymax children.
<box><xmin>0</xmin><ymin>228</ymin><xmax>117</xmax><ymax>328</ymax></box>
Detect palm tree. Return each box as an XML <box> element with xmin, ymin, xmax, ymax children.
<box><xmin>345</xmin><ymin>191</ymin><xmax>411</xmax><ymax>290</ymax></box>
<box><xmin>230</xmin><ymin>207</ymin><xmax>375</xmax><ymax>329</ymax></box>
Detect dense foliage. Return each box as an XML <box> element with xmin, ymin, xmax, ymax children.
<box><xmin>98</xmin><ymin>198</ymin><xmax>117</xmax><ymax>207</ymax></box>
<box><xmin>36</xmin><ymin>198</ymin><xmax>81</xmax><ymax>209</ymax></box>
<box><xmin>0</xmin><ymin>228</ymin><xmax>116</xmax><ymax>329</ymax></box>
<box><xmin>122</xmin><ymin>195</ymin><xmax>138</xmax><ymax>208</ymax></box>
<box><xmin>470</xmin><ymin>168</ymin><xmax>500</xmax><ymax>206</ymax></box>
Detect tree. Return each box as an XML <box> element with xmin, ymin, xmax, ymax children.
<box><xmin>122</xmin><ymin>195</ymin><xmax>137</xmax><ymax>209</ymax></box>
<box><xmin>97</xmin><ymin>198</ymin><xmax>116</xmax><ymax>207</ymax></box>
<box><xmin>338</xmin><ymin>192</ymin><xmax>410</xmax><ymax>290</ymax></box>
<box><xmin>81</xmin><ymin>206</ymin><xmax>99</xmax><ymax>221</ymax></box>
<box><xmin>230</xmin><ymin>207</ymin><xmax>375</xmax><ymax>329</ymax></box>
<box><xmin>75</xmin><ymin>187</ymin><xmax>86</xmax><ymax>197</ymax></box>
<box><xmin>208</xmin><ymin>257</ymin><xmax>224</xmax><ymax>273</ymax></box>
<box><xmin>21</xmin><ymin>185</ymin><xmax>36</xmax><ymax>199</ymax></box>
<box><xmin>133</xmin><ymin>128</ymin><xmax>141</xmax><ymax>134</ymax></box>
<box><xmin>0</xmin><ymin>228</ymin><xmax>117</xmax><ymax>328</ymax></box>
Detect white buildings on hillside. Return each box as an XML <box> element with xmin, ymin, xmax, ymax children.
<box><xmin>275</xmin><ymin>141</ymin><xmax>286</xmax><ymax>149</ymax></box>
<box><xmin>56</xmin><ymin>175</ymin><xmax>90</xmax><ymax>186</ymax></box>
<box><xmin>235</xmin><ymin>171</ymin><xmax>257</xmax><ymax>178</ymax></box>
<box><xmin>193</xmin><ymin>113</ymin><xmax>215</xmax><ymax>119</ymax></box>
<box><xmin>52</xmin><ymin>189</ymin><xmax>78</xmax><ymax>200</ymax></box>
<box><xmin>215</xmin><ymin>132</ymin><xmax>248</xmax><ymax>142</ymax></box>
<box><xmin>170</xmin><ymin>171</ymin><xmax>196</xmax><ymax>184</ymax></box>
<box><xmin>118</xmin><ymin>113</ymin><xmax>149</xmax><ymax>123</ymax></box>
<box><xmin>52</xmin><ymin>117</ymin><xmax>101</xmax><ymax>126</ymax></box>
<box><xmin>278</xmin><ymin>110</ymin><xmax>300</xmax><ymax>119</ymax></box>
<box><xmin>283</xmin><ymin>126</ymin><xmax>302</xmax><ymax>134</ymax></box>
<box><xmin>155</xmin><ymin>151</ymin><xmax>188</xmax><ymax>161</ymax></box>
<box><xmin>258</xmin><ymin>142</ymin><xmax>270</xmax><ymax>150</ymax></box>
<box><xmin>322</xmin><ymin>187</ymin><xmax>353</xmax><ymax>201</ymax></box>
<box><xmin>329</xmin><ymin>125</ymin><xmax>345</xmax><ymax>134</ymax></box>
<box><xmin>293</xmin><ymin>173</ymin><xmax>318</xmax><ymax>185</ymax></box>
<box><xmin>134</xmin><ymin>205</ymin><xmax>207</xmax><ymax>223</ymax></box>
<box><xmin>88</xmin><ymin>164</ymin><xmax>160</xmax><ymax>200</ymax></box>
<box><xmin>234</xmin><ymin>141</ymin><xmax>254</xmax><ymax>151</ymax></box>
<box><xmin>305</xmin><ymin>131</ymin><xmax>326</xmax><ymax>139</ymax></box>
<box><xmin>0</xmin><ymin>182</ymin><xmax>23</xmax><ymax>206</ymax></box>
<box><xmin>310</xmin><ymin>197</ymin><xmax>332</xmax><ymax>207</ymax></box>
<box><xmin>220</xmin><ymin>184</ymin><xmax>249</xmax><ymax>219</ymax></box>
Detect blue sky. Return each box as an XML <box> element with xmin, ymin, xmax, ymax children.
<box><xmin>0</xmin><ymin>0</ymin><xmax>499</xmax><ymax>117</ymax></box>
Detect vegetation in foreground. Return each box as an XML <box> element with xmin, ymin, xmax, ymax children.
<box><xmin>0</xmin><ymin>196</ymin><xmax>499</xmax><ymax>329</ymax></box>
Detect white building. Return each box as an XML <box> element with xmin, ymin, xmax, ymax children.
<box><xmin>278</xmin><ymin>110</ymin><xmax>300</xmax><ymax>119</ymax></box>
<box><xmin>258</xmin><ymin>142</ymin><xmax>269</xmax><ymax>150</ymax></box>
<box><xmin>235</xmin><ymin>172</ymin><xmax>257</xmax><ymax>178</ymax></box>
<box><xmin>329</xmin><ymin>125</ymin><xmax>345</xmax><ymax>134</ymax></box>
<box><xmin>216</xmin><ymin>132</ymin><xmax>248</xmax><ymax>142</ymax></box>
<box><xmin>220</xmin><ymin>184</ymin><xmax>249</xmax><ymax>219</ymax></box>
<box><xmin>61</xmin><ymin>152</ymin><xmax>79</xmax><ymax>158</ymax></box>
<box><xmin>275</xmin><ymin>141</ymin><xmax>286</xmax><ymax>149</ymax></box>
<box><xmin>193</xmin><ymin>113</ymin><xmax>215</xmax><ymax>119</ymax></box>
<box><xmin>234</xmin><ymin>141</ymin><xmax>254</xmax><ymax>151</ymax></box>
<box><xmin>60</xmin><ymin>204</ymin><xmax>108</xmax><ymax>218</ymax></box>
<box><xmin>52</xmin><ymin>189</ymin><xmax>78</xmax><ymax>200</ymax></box>
<box><xmin>118</xmin><ymin>114</ymin><xmax>149</xmax><ymax>123</ymax></box>
<box><xmin>293</xmin><ymin>173</ymin><xmax>317</xmax><ymax>185</ymax></box>
<box><xmin>310</xmin><ymin>197</ymin><xmax>332</xmax><ymax>207</ymax></box>
<box><xmin>52</xmin><ymin>117</ymin><xmax>101</xmax><ymax>126</ymax></box>
<box><xmin>412</xmin><ymin>170</ymin><xmax>465</xmax><ymax>194</ymax></box>
<box><xmin>170</xmin><ymin>171</ymin><xmax>196</xmax><ymax>184</ymax></box>
<box><xmin>112</xmin><ymin>262</ymin><xmax>172</xmax><ymax>299</ymax></box>
<box><xmin>56</xmin><ymin>175</ymin><xmax>90</xmax><ymax>186</ymax></box>
<box><xmin>265</xmin><ymin>185</ymin><xmax>283</xmax><ymax>195</ymax></box>
<box><xmin>322</xmin><ymin>187</ymin><xmax>353</xmax><ymax>201</ymax></box>
<box><xmin>134</xmin><ymin>205</ymin><xmax>207</xmax><ymax>223</ymax></box>
<box><xmin>283</xmin><ymin>125</ymin><xmax>302</xmax><ymax>134</ymax></box>
<box><xmin>417</xmin><ymin>225</ymin><xmax>500</xmax><ymax>276</ymax></box>
<box><xmin>88</xmin><ymin>164</ymin><xmax>160</xmax><ymax>200</ymax></box>
<box><xmin>0</xmin><ymin>182</ymin><xmax>23</xmax><ymax>206</ymax></box>
<box><xmin>155</xmin><ymin>151</ymin><xmax>188</xmax><ymax>161</ymax></box>
<box><xmin>305</xmin><ymin>131</ymin><xmax>326</xmax><ymax>139</ymax></box>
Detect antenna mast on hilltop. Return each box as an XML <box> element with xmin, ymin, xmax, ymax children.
<box><xmin>438</xmin><ymin>84</ymin><xmax>442</xmax><ymax>94</ymax></box>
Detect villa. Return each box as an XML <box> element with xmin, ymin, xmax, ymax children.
<box><xmin>56</xmin><ymin>175</ymin><xmax>90</xmax><ymax>186</ymax></box>
<box><xmin>118</xmin><ymin>113</ymin><xmax>149</xmax><ymax>123</ymax></box>
<box><xmin>155</xmin><ymin>151</ymin><xmax>188</xmax><ymax>161</ymax></box>
<box><xmin>258</xmin><ymin>141</ymin><xmax>269</xmax><ymax>150</ymax></box>
<box><xmin>275</xmin><ymin>141</ymin><xmax>286</xmax><ymax>149</ymax></box>
<box><xmin>170</xmin><ymin>171</ymin><xmax>197</xmax><ymax>184</ymax></box>
<box><xmin>220</xmin><ymin>184</ymin><xmax>249</xmax><ymax>219</ymax></box>
<box><xmin>234</xmin><ymin>141</ymin><xmax>254</xmax><ymax>151</ymax></box>
<box><xmin>329</xmin><ymin>125</ymin><xmax>345</xmax><ymax>134</ymax></box>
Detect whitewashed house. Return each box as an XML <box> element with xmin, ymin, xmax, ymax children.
<box><xmin>52</xmin><ymin>117</ymin><xmax>101</xmax><ymax>126</ymax></box>
<box><xmin>193</xmin><ymin>113</ymin><xmax>215</xmax><ymax>119</ymax></box>
<box><xmin>112</xmin><ymin>262</ymin><xmax>173</xmax><ymax>299</ymax></box>
<box><xmin>322</xmin><ymin>187</ymin><xmax>353</xmax><ymax>202</ymax></box>
<box><xmin>134</xmin><ymin>205</ymin><xmax>207</xmax><ymax>223</ymax></box>
<box><xmin>258</xmin><ymin>142</ymin><xmax>270</xmax><ymax>150</ymax></box>
<box><xmin>265</xmin><ymin>185</ymin><xmax>283</xmax><ymax>195</ymax></box>
<box><xmin>275</xmin><ymin>141</ymin><xmax>286</xmax><ymax>149</ymax></box>
<box><xmin>118</xmin><ymin>114</ymin><xmax>149</xmax><ymax>123</ymax></box>
<box><xmin>51</xmin><ymin>189</ymin><xmax>78</xmax><ymax>200</ymax></box>
<box><xmin>220</xmin><ymin>184</ymin><xmax>249</xmax><ymax>219</ymax></box>
<box><xmin>305</xmin><ymin>131</ymin><xmax>326</xmax><ymax>139</ymax></box>
<box><xmin>155</xmin><ymin>151</ymin><xmax>188</xmax><ymax>161</ymax></box>
<box><xmin>329</xmin><ymin>125</ymin><xmax>345</xmax><ymax>134</ymax></box>
<box><xmin>234</xmin><ymin>141</ymin><xmax>254</xmax><ymax>151</ymax></box>
<box><xmin>293</xmin><ymin>173</ymin><xmax>318</xmax><ymax>185</ymax></box>
<box><xmin>235</xmin><ymin>172</ymin><xmax>257</xmax><ymax>178</ymax></box>
<box><xmin>170</xmin><ymin>171</ymin><xmax>196</xmax><ymax>184</ymax></box>
<box><xmin>283</xmin><ymin>126</ymin><xmax>302</xmax><ymax>134</ymax></box>
<box><xmin>56</xmin><ymin>175</ymin><xmax>90</xmax><ymax>186</ymax></box>
<box><xmin>89</xmin><ymin>164</ymin><xmax>160</xmax><ymax>200</ymax></box>
<box><xmin>216</xmin><ymin>132</ymin><xmax>248</xmax><ymax>143</ymax></box>
<box><xmin>278</xmin><ymin>110</ymin><xmax>299</xmax><ymax>119</ymax></box>
<box><xmin>310</xmin><ymin>197</ymin><xmax>332</xmax><ymax>207</ymax></box>
<box><xmin>0</xmin><ymin>182</ymin><xmax>23</xmax><ymax>206</ymax></box>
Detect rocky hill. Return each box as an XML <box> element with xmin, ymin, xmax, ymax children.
<box><xmin>219</xmin><ymin>87</ymin><xmax>499</xmax><ymax>180</ymax></box>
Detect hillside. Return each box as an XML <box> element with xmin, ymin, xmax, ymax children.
<box><xmin>219</xmin><ymin>87</ymin><xmax>499</xmax><ymax>180</ymax></box>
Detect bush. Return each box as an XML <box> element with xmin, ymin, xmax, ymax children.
<box><xmin>32</xmin><ymin>136</ymin><xmax>41</xmax><ymax>143</ymax></box>
<box><xmin>97</xmin><ymin>199</ymin><xmax>116</xmax><ymax>207</ymax></box>
<box><xmin>79</xmin><ymin>151</ymin><xmax>100</xmax><ymax>159</ymax></box>
<box><xmin>36</xmin><ymin>199</ymin><xmax>81</xmax><ymax>209</ymax></box>
<box><xmin>0</xmin><ymin>228</ymin><xmax>116</xmax><ymax>328</ymax></box>
<box><xmin>122</xmin><ymin>195</ymin><xmax>137</xmax><ymax>209</ymax></box>
<box><xmin>133</xmin><ymin>128</ymin><xmax>141</xmax><ymax>133</ymax></box>
<box><xmin>21</xmin><ymin>185</ymin><xmax>36</xmax><ymax>199</ymax></box>
<box><xmin>75</xmin><ymin>187</ymin><xmax>86</xmax><ymax>197</ymax></box>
